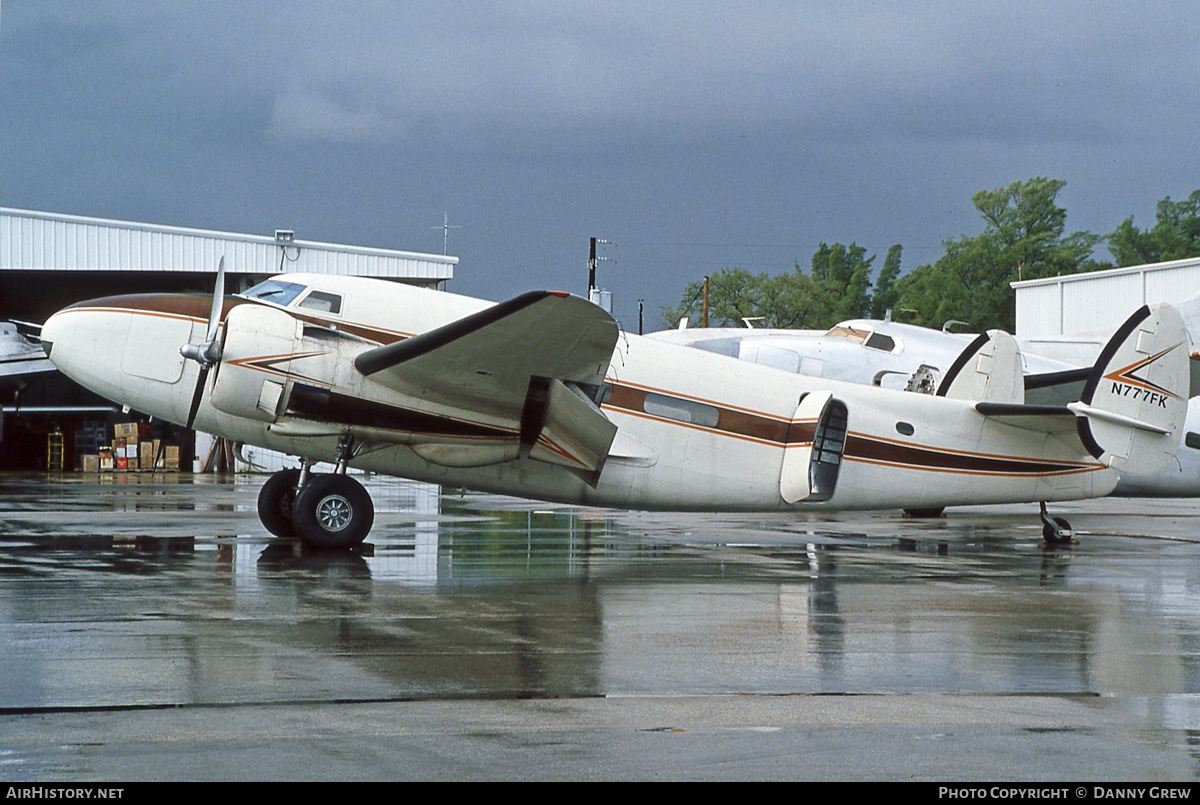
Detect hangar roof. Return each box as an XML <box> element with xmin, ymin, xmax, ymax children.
<box><xmin>0</xmin><ymin>207</ymin><xmax>456</xmax><ymax>284</ymax></box>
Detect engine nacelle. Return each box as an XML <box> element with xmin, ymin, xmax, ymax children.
<box><xmin>209</xmin><ymin>305</ymin><xmax>303</xmax><ymax>422</ymax></box>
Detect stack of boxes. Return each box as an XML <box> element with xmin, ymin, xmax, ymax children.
<box><xmin>80</xmin><ymin>423</ymin><xmax>180</xmax><ymax>472</ymax></box>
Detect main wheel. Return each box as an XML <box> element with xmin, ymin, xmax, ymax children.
<box><xmin>257</xmin><ymin>469</ymin><xmax>301</xmax><ymax>537</ymax></box>
<box><xmin>291</xmin><ymin>474</ymin><xmax>374</xmax><ymax>550</ymax></box>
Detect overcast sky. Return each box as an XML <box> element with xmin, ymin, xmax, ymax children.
<box><xmin>2</xmin><ymin>1</ymin><xmax>1198</xmax><ymax>329</ymax></box>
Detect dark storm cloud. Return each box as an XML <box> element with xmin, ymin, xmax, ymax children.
<box><xmin>2</xmin><ymin>2</ymin><xmax>1198</xmax><ymax>325</ymax></box>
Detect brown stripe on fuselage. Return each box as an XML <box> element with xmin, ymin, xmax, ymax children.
<box><xmin>606</xmin><ymin>382</ymin><xmax>796</xmax><ymax>444</ymax></box>
<box><xmin>844</xmin><ymin>433</ymin><xmax>1096</xmax><ymax>475</ymax></box>
<box><xmin>65</xmin><ymin>293</ymin><xmax>414</xmax><ymax>345</ymax></box>
<box><xmin>603</xmin><ymin>381</ymin><xmax>1100</xmax><ymax>477</ymax></box>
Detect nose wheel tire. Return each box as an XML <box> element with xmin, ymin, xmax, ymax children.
<box><xmin>257</xmin><ymin>469</ymin><xmax>301</xmax><ymax>538</ymax></box>
<box><xmin>291</xmin><ymin>474</ymin><xmax>374</xmax><ymax>550</ymax></box>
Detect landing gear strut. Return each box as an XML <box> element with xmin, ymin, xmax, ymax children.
<box><xmin>1039</xmin><ymin>501</ymin><xmax>1074</xmax><ymax>545</ymax></box>
<box><xmin>255</xmin><ymin>437</ymin><xmax>375</xmax><ymax>550</ymax></box>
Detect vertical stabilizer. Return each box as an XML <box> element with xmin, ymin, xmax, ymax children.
<box><xmin>1068</xmin><ymin>304</ymin><xmax>1188</xmax><ymax>475</ymax></box>
<box><xmin>937</xmin><ymin>329</ymin><xmax>1024</xmax><ymax>403</ymax></box>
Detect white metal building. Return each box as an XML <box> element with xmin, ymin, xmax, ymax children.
<box><xmin>0</xmin><ymin>207</ymin><xmax>457</xmax><ymax>472</ymax></box>
<box><xmin>1013</xmin><ymin>257</ymin><xmax>1200</xmax><ymax>338</ymax></box>
<box><xmin>0</xmin><ymin>206</ymin><xmax>456</xmax><ymax>301</ymax></box>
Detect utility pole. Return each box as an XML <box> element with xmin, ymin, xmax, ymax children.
<box><xmin>587</xmin><ymin>237</ymin><xmax>615</xmax><ymax>295</ymax></box>
<box><xmin>702</xmin><ymin>276</ymin><xmax>710</xmax><ymax>328</ymax></box>
<box><xmin>588</xmin><ymin>237</ymin><xmax>597</xmax><ymax>296</ymax></box>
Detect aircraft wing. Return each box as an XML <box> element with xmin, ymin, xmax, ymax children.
<box><xmin>354</xmin><ymin>291</ymin><xmax>618</xmax><ymax>405</ymax></box>
<box><xmin>350</xmin><ymin>291</ymin><xmax>620</xmax><ymax>478</ymax></box>
<box><xmin>0</xmin><ymin>356</ymin><xmax>57</xmax><ymax>378</ymax></box>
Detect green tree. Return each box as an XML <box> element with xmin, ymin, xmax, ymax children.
<box><xmin>1108</xmin><ymin>190</ymin><xmax>1200</xmax><ymax>266</ymax></box>
<box><xmin>894</xmin><ymin>177</ymin><xmax>1101</xmax><ymax>331</ymax></box>
<box><xmin>870</xmin><ymin>244</ymin><xmax>902</xmax><ymax>319</ymax></box>
<box><xmin>810</xmin><ymin>242</ymin><xmax>874</xmax><ymax>320</ymax></box>
<box><xmin>662</xmin><ymin>242</ymin><xmax>905</xmax><ymax>330</ymax></box>
<box><xmin>661</xmin><ymin>266</ymin><xmax>835</xmax><ymax>329</ymax></box>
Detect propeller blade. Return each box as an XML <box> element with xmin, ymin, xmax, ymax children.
<box><xmin>181</xmin><ymin>257</ymin><xmax>226</xmax><ymax>430</ymax></box>
<box><xmin>185</xmin><ymin>365</ymin><xmax>210</xmax><ymax>430</ymax></box>
<box><xmin>203</xmin><ymin>256</ymin><xmax>226</xmax><ymax>359</ymax></box>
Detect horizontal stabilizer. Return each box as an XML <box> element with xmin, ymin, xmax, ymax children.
<box><xmin>973</xmin><ymin>402</ymin><xmax>1078</xmax><ymax>434</ymax></box>
<box><xmin>937</xmin><ymin>329</ymin><xmax>1023</xmax><ymax>403</ymax></box>
<box><xmin>1072</xmin><ymin>304</ymin><xmax>1188</xmax><ymax>475</ymax></box>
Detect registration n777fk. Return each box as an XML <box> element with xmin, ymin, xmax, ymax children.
<box><xmin>40</xmin><ymin>265</ymin><xmax>1189</xmax><ymax>549</ymax></box>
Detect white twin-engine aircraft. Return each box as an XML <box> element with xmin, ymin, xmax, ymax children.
<box><xmin>40</xmin><ymin>261</ymin><xmax>1189</xmax><ymax>550</ymax></box>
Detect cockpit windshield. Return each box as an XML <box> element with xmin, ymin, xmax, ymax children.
<box><xmin>824</xmin><ymin>325</ymin><xmax>870</xmax><ymax>344</ymax></box>
<box><xmin>239</xmin><ymin>279</ymin><xmax>307</xmax><ymax>307</ymax></box>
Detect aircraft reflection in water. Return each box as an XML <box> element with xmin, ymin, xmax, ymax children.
<box><xmin>41</xmin><ymin>262</ymin><xmax>1189</xmax><ymax>549</ymax></box>
<box><xmin>8</xmin><ymin>476</ymin><xmax>1197</xmax><ymax>710</ymax></box>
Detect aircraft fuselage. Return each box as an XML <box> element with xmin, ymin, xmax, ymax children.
<box><xmin>41</xmin><ymin>275</ymin><xmax>1118</xmax><ymax>514</ymax></box>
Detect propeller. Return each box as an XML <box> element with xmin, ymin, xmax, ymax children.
<box><xmin>180</xmin><ymin>257</ymin><xmax>226</xmax><ymax>429</ymax></box>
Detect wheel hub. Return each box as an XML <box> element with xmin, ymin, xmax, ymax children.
<box><xmin>315</xmin><ymin>494</ymin><xmax>353</xmax><ymax>532</ymax></box>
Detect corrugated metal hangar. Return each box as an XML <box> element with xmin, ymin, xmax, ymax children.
<box><xmin>1013</xmin><ymin>256</ymin><xmax>1200</xmax><ymax>338</ymax></box>
<box><xmin>0</xmin><ymin>207</ymin><xmax>457</xmax><ymax>471</ymax></box>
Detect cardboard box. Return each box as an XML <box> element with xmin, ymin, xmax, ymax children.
<box><xmin>99</xmin><ymin>447</ymin><xmax>113</xmax><ymax>471</ymax></box>
<box><xmin>140</xmin><ymin>441</ymin><xmax>154</xmax><ymax>469</ymax></box>
<box><xmin>81</xmin><ymin>455</ymin><xmax>99</xmax><ymax>472</ymax></box>
<box><xmin>116</xmin><ymin>457</ymin><xmax>128</xmax><ymax>470</ymax></box>
<box><xmin>164</xmin><ymin>445</ymin><xmax>180</xmax><ymax>471</ymax></box>
<box><xmin>114</xmin><ymin>423</ymin><xmax>137</xmax><ymax>440</ymax></box>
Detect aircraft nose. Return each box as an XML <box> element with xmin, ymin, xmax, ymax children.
<box><xmin>40</xmin><ymin>308</ymin><xmax>68</xmax><ymax>363</ymax></box>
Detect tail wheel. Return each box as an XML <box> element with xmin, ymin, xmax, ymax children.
<box><xmin>291</xmin><ymin>474</ymin><xmax>374</xmax><ymax>550</ymax></box>
<box><xmin>257</xmin><ymin>469</ymin><xmax>301</xmax><ymax>537</ymax></box>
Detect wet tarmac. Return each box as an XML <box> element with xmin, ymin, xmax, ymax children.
<box><xmin>1</xmin><ymin>472</ymin><xmax>1199</xmax><ymax>780</ymax></box>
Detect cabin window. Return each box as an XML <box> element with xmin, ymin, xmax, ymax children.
<box><xmin>240</xmin><ymin>280</ymin><xmax>307</xmax><ymax>307</ymax></box>
<box><xmin>864</xmin><ymin>332</ymin><xmax>896</xmax><ymax>352</ymax></box>
<box><xmin>1185</xmin><ymin>432</ymin><xmax>1200</xmax><ymax>450</ymax></box>
<box><xmin>298</xmin><ymin>290</ymin><xmax>343</xmax><ymax>315</ymax></box>
<box><xmin>643</xmin><ymin>393</ymin><xmax>719</xmax><ymax>428</ymax></box>
<box><xmin>895</xmin><ymin>421</ymin><xmax>914</xmax><ymax>436</ymax></box>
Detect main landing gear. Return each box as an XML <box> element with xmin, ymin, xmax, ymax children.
<box><xmin>256</xmin><ymin>436</ymin><xmax>375</xmax><ymax>550</ymax></box>
<box><xmin>1039</xmin><ymin>501</ymin><xmax>1074</xmax><ymax>545</ymax></box>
